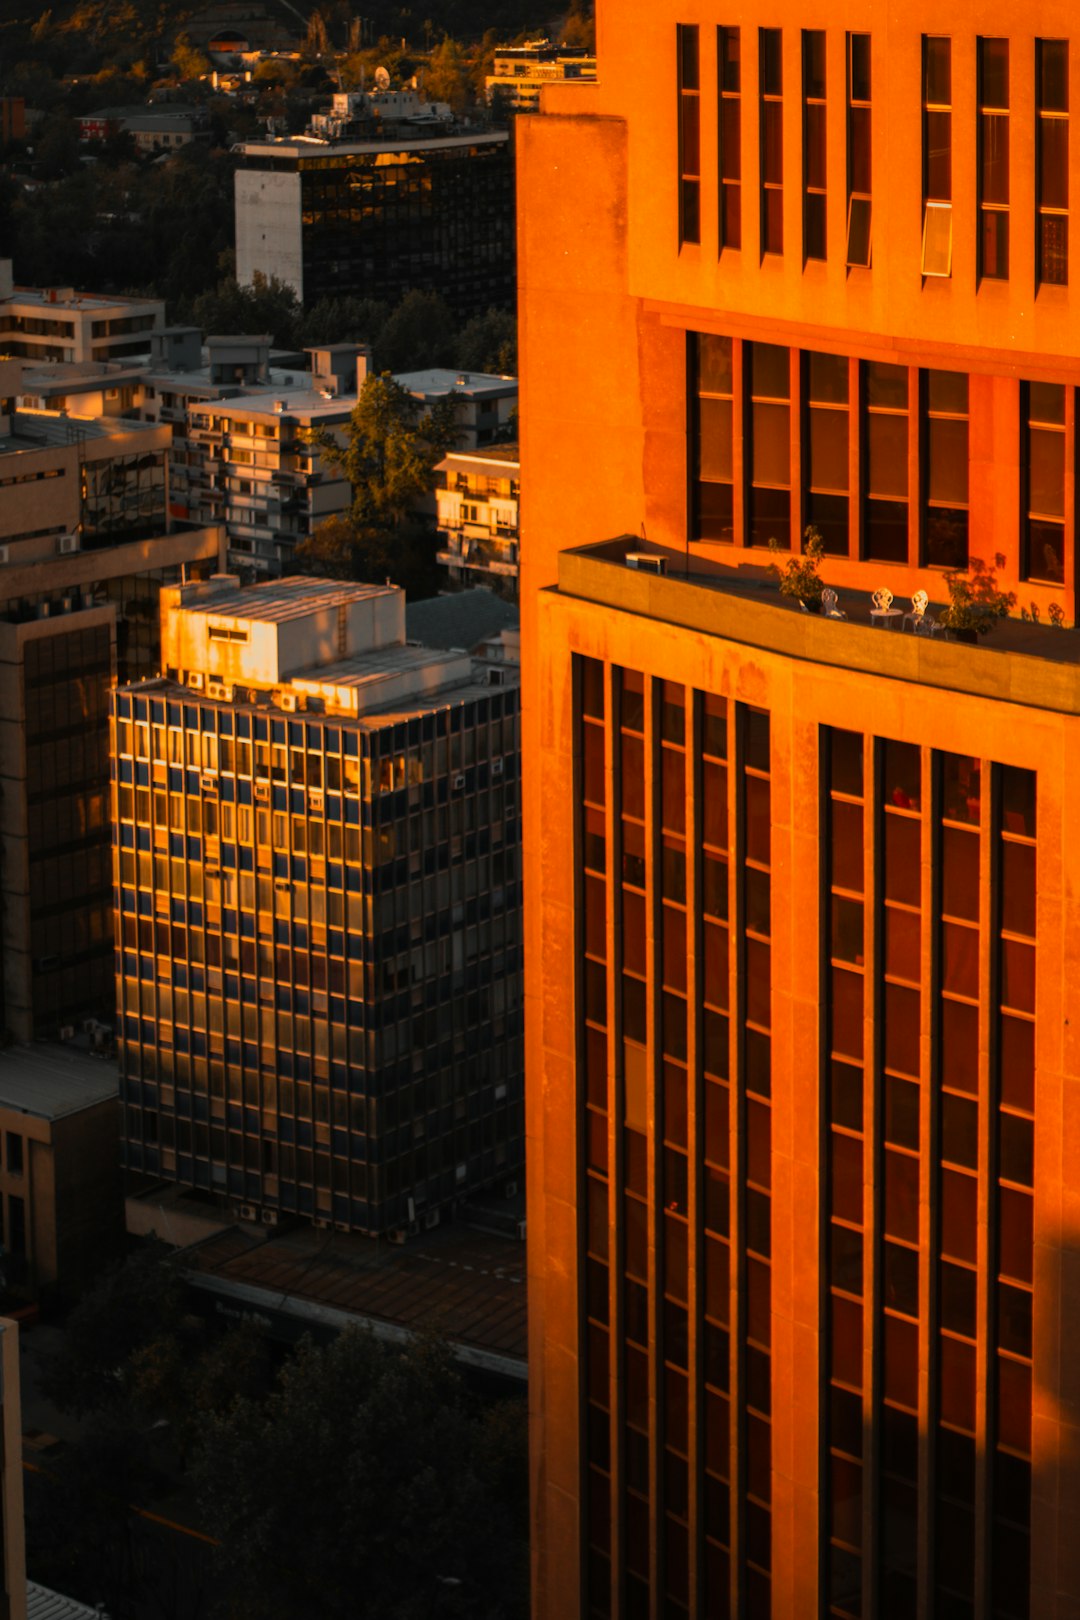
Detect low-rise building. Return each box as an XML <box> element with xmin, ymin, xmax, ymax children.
<box><xmin>75</xmin><ymin>103</ymin><xmax>210</xmax><ymax>151</ymax></box>
<box><xmin>485</xmin><ymin>40</ymin><xmax>596</xmax><ymax>111</ymax></box>
<box><xmin>113</xmin><ymin>574</ymin><xmax>523</xmax><ymax>1238</ymax></box>
<box><xmin>0</xmin><ymin>1045</ymin><xmax>122</xmax><ymax>1292</ymax></box>
<box><xmin>0</xmin><ymin>260</ymin><xmax>165</xmax><ymax>365</ymax></box>
<box><xmin>394</xmin><ymin>370</ymin><xmax>517</xmax><ymax>451</ymax></box>
<box><xmin>434</xmin><ymin>446</ymin><xmax>520</xmax><ymax>596</ymax></box>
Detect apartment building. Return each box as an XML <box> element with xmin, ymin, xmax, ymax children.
<box><xmin>435</xmin><ymin>446</ymin><xmax>520</xmax><ymax>597</ymax></box>
<box><xmin>395</xmin><ymin>370</ymin><xmax>518</xmax><ymax>451</ymax></box>
<box><xmin>234</xmin><ymin>130</ymin><xmax>514</xmax><ymax>315</ymax></box>
<box><xmin>0</xmin><ymin>357</ymin><xmax>224</xmax><ymax>1041</ymax></box>
<box><xmin>112</xmin><ymin>575</ymin><xmax>523</xmax><ymax>1237</ymax></box>
<box><xmin>520</xmin><ymin>7</ymin><xmax>1080</xmax><ymax>1619</ymax></box>
<box><xmin>0</xmin><ymin>262</ymin><xmax>164</xmax><ymax>365</ymax></box>
<box><xmin>486</xmin><ymin>41</ymin><xmax>597</xmax><ymax>112</ymax></box>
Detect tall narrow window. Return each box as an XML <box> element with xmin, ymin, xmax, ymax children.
<box><xmin>693</xmin><ymin>333</ymin><xmax>735</xmax><ymax>541</ymax></box>
<box><xmin>678</xmin><ymin>25</ymin><xmax>701</xmax><ymax>246</ymax></box>
<box><xmin>847</xmin><ymin>34</ymin><xmax>872</xmax><ymax>267</ymax></box>
<box><xmin>719</xmin><ymin>27</ymin><xmax>742</xmax><ymax>250</ymax></box>
<box><xmin>805</xmin><ymin>351</ymin><xmax>850</xmax><ymax>555</ymax></box>
<box><xmin>864</xmin><ymin>362</ymin><xmax>909</xmax><ymax>562</ymax></box>
<box><xmin>1023</xmin><ymin>382</ymin><xmax>1066</xmax><ymax>582</ymax></box>
<box><xmin>923</xmin><ymin>37</ymin><xmax>953</xmax><ymax>277</ymax></box>
<box><xmin>804</xmin><ymin>31</ymin><xmax>827</xmax><ymax>260</ymax></box>
<box><xmin>760</xmin><ymin>29</ymin><xmax>783</xmax><ymax>255</ymax></box>
<box><xmin>979</xmin><ymin>39</ymin><xmax>1010</xmax><ymax>280</ymax></box>
<box><xmin>923</xmin><ymin>370</ymin><xmax>969</xmax><ymax>569</ymax></box>
<box><xmin>1037</xmin><ymin>40</ymin><xmax>1069</xmax><ymax>286</ymax></box>
<box><xmin>748</xmin><ymin>342</ymin><xmax>790</xmax><ymax>546</ymax></box>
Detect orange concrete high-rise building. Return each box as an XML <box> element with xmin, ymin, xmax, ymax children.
<box><xmin>519</xmin><ymin>5</ymin><xmax>1080</xmax><ymax>1619</ymax></box>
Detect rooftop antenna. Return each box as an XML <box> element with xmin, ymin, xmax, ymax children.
<box><xmin>375</xmin><ymin>65</ymin><xmax>391</xmax><ymax>91</ymax></box>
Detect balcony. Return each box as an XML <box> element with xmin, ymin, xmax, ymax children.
<box><xmin>557</xmin><ymin>537</ymin><xmax>1080</xmax><ymax>716</ymax></box>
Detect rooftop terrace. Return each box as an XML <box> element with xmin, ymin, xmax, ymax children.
<box><xmin>557</xmin><ymin>538</ymin><xmax>1080</xmax><ymax>716</ymax></box>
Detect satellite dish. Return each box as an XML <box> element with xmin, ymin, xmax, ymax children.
<box><xmin>374</xmin><ymin>65</ymin><xmax>390</xmax><ymax>89</ymax></box>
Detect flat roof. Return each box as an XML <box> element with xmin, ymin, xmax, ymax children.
<box><xmin>395</xmin><ymin>369</ymin><xmax>517</xmax><ymax>398</ymax></box>
<box><xmin>295</xmin><ymin>644</ymin><xmax>465</xmax><ymax>687</ymax></box>
<box><xmin>198</xmin><ymin>388</ymin><xmax>356</xmax><ymax>419</ymax></box>
<box><xmin>6</xmin><ymin>287</ymin><xmax>161</xmax><ymax>311</ymax></box>
<box><xmin>0</xmin><ymin>413</ymin><xmax>164</xmax><ymax>455</ymax></box>
<box><xmin>182</xmin><ymin>1218</ymin><xmax>526</xmax><ymax>1379</ymax></box>
<box><xmin>438</xmin><ymin>446</ymin><xmax>520</xmax><ymax>474</ymax></box>
<box><xmin>406</xmin><ymin>589</ymin><xmax>519</xmax><ymax>652</ymax></box>
<box><xmin>0</xmin><ymin>1045</ymin><xmax>118</xmax><ymax>1122</ymax></box>
<box><xmin>177</xmin><ymin>576</ymin><xmax>394</xmax><ymax>624</ymax></box>
<box><xmin>238</xmin><ymin>130</ymin><xmax>508</xmax><ymax>158</ymax></box>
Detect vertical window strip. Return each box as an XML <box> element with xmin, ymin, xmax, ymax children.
<box><xmin>823</xmin><ymin>726</ymin><xmax>867</xmax><ymax>1620</ymax></box>
<box><xmin>922</xmin><ymin>36</ymin><xmax>953</xmax><ymax>276</ymax></box>
<box><xmin>1022</xmin><ymin>381</ymin><xmax>1066</xmax><ymax>584</ymax></box>
<box><xmin>877</xmin><ymin>739</ymin><xmax>924</xmax><ymax>1618</ymax></box>
<box><xmin>805</xmin><ymin>350</ymin><xmax>851</xmax><ymax>556</ymax></box>
<box><xmin>978</xmin><ymin>39</ymin><xmax>1010</xmax><ymax>281</ymax></box>
<box><xmin>719</xmin><ymin>27</ymin><xmax>743</xmax><ymax>251</ymax></box>
<box><xmin>577</xmin><ymin>655</ymin><xmax>613</xmax><ymax>1620</ymax></box>
<box><xmin>1037</xmin><ymin>40</ymin><xmax>1069</xmax><ymax>287</ymax></box>
<box><xmin>659</xmin><ymin>679</ymin><xmax>690</xmax><ymax>1619</ymax></box>
<box><xmin>678</xmin><ymin>24</ymin><xmax>702</xmax><ymax>247</ymax></box>
<box><xmin>847</xmin><ymin>34</ymin><xmax>872</xmax><ymax>267</ymax></box>
<box><xmin>693</xmin><ymin>332</ymin><xmax>736</xmax><ymax>543</ymax></box>
<box><xmin>747</xmin><ymin>341</ymin><xmax>792</xmax><ymax>547</ymax></box>
<box><xmin>863</xmin><ymin>361</ymin><xmax>911</xmax><ymax>564</ymax></box>
<box><xmin>804</xmin><ymin>30</ymin><xmax>827</xmax><ymax>261</ymax></box>
<box><xmin>932</xmin><ymin>751</ymin><xmax>982</xmax><ymax>1618</ymax></box>
<box><xmin>738</xmin><ymin>704</ymin><xmax>772</xmax><ymax>1612</ymax></box>
<box><xmin>990</xmin><ymin>765</ymin><xmax>1036</xmax><ymax>1620</ymax></box>
<box><xmin>616</xmin><ymin>665</ymin><xmax>651</xmax><ymax>1616</ymax></box>
<box><xmin>923</xmin><ymin>369</ymin><xmax>970</xmax><ymax>571</ymax></box>
<box><xmin>760</xmin><ymin>29</ymin><xmax>784</xmax><ymax>255</ymax></box>
<box><xmin>697</xmin><ymin>689</ymin><xmax>733</xmax><ymax>1617</ymax></box>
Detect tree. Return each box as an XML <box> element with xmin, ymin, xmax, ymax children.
<box><xmin>194</xmin><ymin>1330</ymin><xmax>528</xmax><ymax>1620</ymax></box>
<box><xmin>374</xmin><ymin>287</ymin><xmax>456</xmax><ymax>373</ymax></box>
<box><xmin>454</xmin><ymin>306</ymin><xmax>517</xmax><ymax>375</ymax></box>
<box><xmin>423</xmin><ymin>36</ymin><xmax>474</xmax><ymax>116</ymax></box>
<box><xmin>171</xmin><ymin>33</ymin><xmax>210</xmax><ymax>82</ymax></box>
<box><xmin>189</xmin><ymin>272</ymin><xmax>301</xmax><ymax>347</ymax></box>
<box><xmin>38</xmin><ymin>1244</ymin><xmax>187</xmax><ymax>1418</ymax></box>
<box><xmin>296</xmin><ymin>371</ymin><xmax>460</xmax><ymax>596</ymax></box>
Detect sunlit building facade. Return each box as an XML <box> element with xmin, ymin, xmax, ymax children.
<box><xmin>520</xmin><ymin>6</ymin><xmax>1080</xmax><ymax>1619</ymax></box>
<box><xmin>111</xmin><ymin>577</ymin><xmax>523</xmax><ymax>1236</ymax></box>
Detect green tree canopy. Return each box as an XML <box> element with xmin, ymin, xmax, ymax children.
<box><xmin>296</xmin><ymin>370</ymin><xmax>459</xmax><ymax>596</ymax></box>
<box><xmin>373</xmin><ymin>287</ymin><xmax>456</xmax><ymax>373</ymax></box>
<box><xmin>194</xmin><ymin>1329</ymin><xmax>528</xmax><ymax>1620</ymax></box>
<box><xmin>453</xmin><ymin>306</ymin><xmax>517</xmax><ymax>375</ymax></box>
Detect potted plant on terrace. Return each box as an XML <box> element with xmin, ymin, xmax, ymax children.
<box><xmin>768</xmin><ymin>525</ymin><xmax>826</xmax><ymax>612</ymax></box>
<box><xmin>938</xmin><ymin>561</ymin><xmax>1015</xmax><ymax>642</ymax></box>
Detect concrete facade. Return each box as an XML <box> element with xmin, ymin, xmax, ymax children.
<box><xmin>520</xmin><ymin>7</ymin><xmax>1080</xmax><ymax>1619</ymax></box>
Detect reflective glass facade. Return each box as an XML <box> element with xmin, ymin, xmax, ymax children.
<box><xmin>111</xmin><ymin>682</ymin><xmax>524</xmax><ymax>1234</ymax></box>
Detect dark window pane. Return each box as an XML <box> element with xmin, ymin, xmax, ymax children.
<box><xmin>1040</xmin><ymin>116</ymin><xmax>1069</xmax><ymax>209</ymax></box>
<box><xmin>884</xmin><ymin>906</ymin><xmax>919</xmax><ymax>981</ymax></box>
<box><xmin>996</xmin><ymin>1355</ymin><xmax>1032</xmax><ymax>1454</ymax></box>
<box><xmin>940</xmin><ymin>1335</ymin><xmax>976</xmax><ymax>1431</ymax></box>
<box><xmin>697</xmin><ymin>333</ymin><xmax>734</xmax><ymax>395</ymax></box>
<box><xmin>884</xmin><ymin>1149</ymin><xmax>919</xmax><ymax>1243</ymax></box>
<box><xmin>997</xmin><ymin>1281</ymin><xmax>1033</xmax><ymax>1357</ymax></box>
<box><xmin>999</xmin><ymin>1015</ymin><xmax>1034</xmax><ymax>1112</ymax></box>
<box><xmin>883</xmin><ymin>812</ymin><xmax>920</xmax><ymax>903</ymax></box>
<box><xmin>925</xmin><ymin>36</ymin><xmax>952</xmax><ymax>106</ymax></box>
<box><xmin>832</xmin><ymin>1294</ymin><xmax>863</xmax><ymax>1387</ymax></box>
<box><xmin>999</xmin><ymin>1111</ymin><xmax>1034</xmax><ymax>1187</ymax></box>
<box><xmin>884</xmin><ymin>982</ymin><xmax>920</xmax><ymax>1077</ymax></box>
<box><xmin>884</xmin><ymin>1076</ymin><xmax>919</xmax><ymax>1149</ymax></box>
<box><xmin>830</xmin><ymin>1131</ymin><xmax>863</xmax><ymax>1224</ymax></box>
<box><xmin>832</xmin><ymin>967</ymin><xmax>864</xmax><ymax>1061</ymax></box>
<box><xmin>982</xmin><ymin>39</ymin><xmax>1009</xmax><ymax>109</ymax></box>
<box><xmin>942</xmin><ymin>826</ymin><xmax>979</xmax><ymax>921</ymax></box>
<box><xmin>831</xmin><ymin>800</ymin><xmax>864</xmax><ymax>891</ymax></box>
<box><xmin>941</xmin><ymin>1167</ymin><xmax>977</xmax><ymax>1264</ymax></box>
<box><xmin>1039</xmin><ymin>39</ymin><xmax>1069</xmax><ymax>113</ymax></box>
<box><xmin>942</xmin><ymin>1092</ymin><xmax>979</xmax><ymax>1169</ymax></box>
<box><xmin>884</xmin><ymin>1313</ymin><xmax>918</xmax><ymax>1409</ymax></box>
<box><xmin>940</xmin><ymin>1260</ymin><xmax>977</xmax><ymax>1337</ymax></box>
<box><xmin>831</xmin><ymin>1060</ymin><xmax>864</xmax><ymax>1131</ymax></box>
<box><xmin>941</xmin><ymin>997</ymin><xmax>979</xmax><ymax>1094</ymax></box>
<box><xmin>761</xmin><ymin>28</ymin><xmax>782</xmax><ymax>96</ymax></box>
<box><xmin>831</xmin><ymin>1222</ymin><xmax>863</xmax><ymax>1295</ymax></box>
<box><xmin>865</xmin><ymin>500</ymin><xmax>908</xmax><ymax>562</ymax></box>
<box><xmin>883</xmin><ymin>1239</ymin><xmax>919</xmax><ymax>1316</ymax></box>
<box><xmin>1001</xmin><ymin>767</ymin><xmax>1036</xmax><ymax>838</ymax></box>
